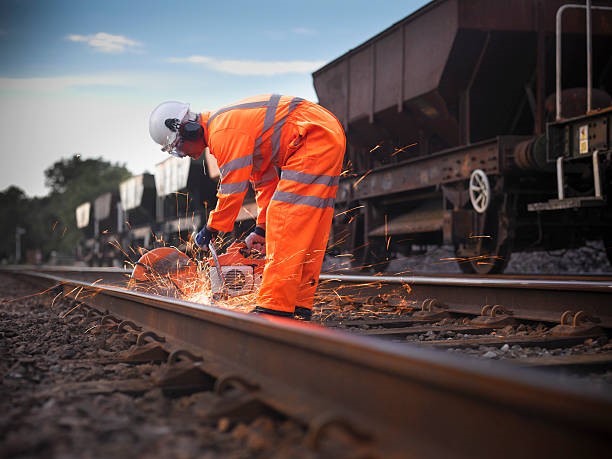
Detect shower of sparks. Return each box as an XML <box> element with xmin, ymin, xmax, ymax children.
<box><xmin>0</xmin><ymin>285</ymin><xmax>64</xmax><ymax>304</ymax></box>
<box><xmin>109</xmin><ymin>239</ymin><xmax>138</xmax><ymax>263</ymax></box>
<box><xmin>123</xmin><ymin>239</ymin><xmax>417</xmax><ymax>321</ymax></box>
<box><xmin>334</xmin><ymin>205</ymin><xmax>365</xmax><ymax>217</ymax></box>
<box><xmin>390</xmin><ymin>142</ymin><xmax>418</xmax><ymax>157</ymax></box>
<box><xmin>64</xmin><ymin>285</ymin><xmax>84</xmax><ymax>300</ymax></box>
<box><xmin>50</xmin><ymin>290</ymin><xmax>63</xmax><ymax>308</ymax></box>
<box><xmin>369</xmin><ymin>143</ymin><xmax>384</xmax><ymax>153</ymax></box>
<box><xmin>63</xmin><ymin>209</ymin><xmax>417</xmax><ymax>321</ymax></box>
<box><xmin>59</xmin><ymin>300</ymin><xmax>85</xmax><ymax>319</ymax></box>
<box><xmin>384</xmin><ymin>215</ymin><xmax>390</xmax><ymax>251</ymax></box>
<box><xmin>439</xmin><ymin>254</ymin><xmax>504</xmax><ymax>265</ymax></box>
<box><xmin>352</xmin><ymin>169</ymin><xmax>373</xmax><ymax>190</ymax></box>
<box><xmin>340</xmin><ymin>167</ymin><xmax>352</xmax><ymax>177</ymax></box>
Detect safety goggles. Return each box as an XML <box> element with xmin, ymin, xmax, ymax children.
<box><xmin>161</xmin><ymin>132</ymin><xmax>187</xmax><ymax>158</ymax></box>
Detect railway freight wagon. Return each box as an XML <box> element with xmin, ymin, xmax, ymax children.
<box><xmin>167</xmin><ymin>149</ymin><xmax>258</xmax><ymax>247</ymax></box>
<box><xmin>313</xmin><ymin>0</ymin><xmax>612</xmax><ymax>273</ymax></box>
<box><xmin>75</xmin><ymin>201</ymin><xmax>95</xmax><ymax>265</ymax></box>
<box><xmin>154</xmin><ymin>156</ymin><xmax>218</xmax><ymax>247</ymax></box>
<box><xmin>119</xmin><ymin>173</ymin><xmax>157</xmax><ymax>260</ymax></box>
<box><xmin>75</xmin><ymin>191</ymin><xmax>122</xmax><ymax>266</ymax></box>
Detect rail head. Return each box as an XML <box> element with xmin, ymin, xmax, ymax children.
<box><xmin>8</xmin><ymin>268</ymin><xmax>612</xmax><ymax>458</ymax></box>
<box><xmin>320</xmin><ymin>272</ymin><xmax>612</xmax><ymax>292</ymax></box>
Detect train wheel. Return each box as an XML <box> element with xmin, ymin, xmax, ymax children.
<box><xmin>346</xmin><ymin>216</ymin><xmax>391</xmax><ymax>272</ymax></box>
<box><xmin>454</xmin><ymin>201</ymin><xmax>513</xmax><ymax>275</ymax></box>
<box><xmin>455</xmin><ymin>239</ymin><xmax>511</xmax><ymax>275</ymax></box>
<box><xmin>351</xmin><ymin>238</ymin><xmax>391</xmax><ymax>272</ymax></box>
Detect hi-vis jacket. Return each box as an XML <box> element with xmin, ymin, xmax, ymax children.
<box><xmin>200</xmin><ymin>94</ymin><xmax>341</xmax><ymax>233</ymax></box>
<box><xmin>200</xmin><ymin>94</ymin><xmax>346</xmax><ymax>313</ymax></box>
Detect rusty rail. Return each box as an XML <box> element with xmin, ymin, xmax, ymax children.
<box><xmin>319</xmin><ymin>273</ymin><xmax>612</xmax><ymax>327</ymax></box>
<box><xmin>8</xmin><ymin>268</ymin><xmax>612</xmax><ymax>459</ymax></box>
<box><xmin>7</xmin><ymin>265</ymin><xmax>612</xmax><ymax>324</ymax></box>
<box><xmin>4</xmin><ymin>265</ymin><xmax>130</xmax><ymax>284</ymax></box>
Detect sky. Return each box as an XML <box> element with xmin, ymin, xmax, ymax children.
<box><xmin>0</xmin><ymin>0</ymin><xmax>429</xmax><ymax>197</ymax></box>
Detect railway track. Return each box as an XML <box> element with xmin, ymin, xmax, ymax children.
<box><xmin>315</xmin><ymin>273</ymin><xmax>612</xmax><ymax>377</ymax></box>
<box><xmin>4</xmin><ymin>266</ymin><xmax>612</xmax><ymax>458</ymax></box>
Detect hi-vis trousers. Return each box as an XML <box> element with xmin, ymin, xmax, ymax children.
<box><xmin>257</xmin><ymin>103</ymin><xmax>345</xmax><ymax>313</ymax></box>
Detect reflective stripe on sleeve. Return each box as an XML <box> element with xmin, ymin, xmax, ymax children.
<box><xmin>219</xmin><ymin>181</ymin><xmax>249</xmax><ymax>195</ymax></box>
<box><xmin>219</xmin><ymin>155</ymin><xmax>253</xmax><ymax>178</ymax></box>
<box><xmin>271</xmin><ymin>190</ymin><xmax>335</xmax><ymax>208</ymax></box>
<box><xmin>280</xmin><ymin>169</ymin><xmax>339</xmax><ymax>187</ymax></box>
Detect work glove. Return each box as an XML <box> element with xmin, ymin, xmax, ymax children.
<box><xmin>194</xmin><ymin>226</ymin><xmax>218</xmax><ymax>252</ymax></box>
<box><xmin>245</xmin><ymin>226</ymin><xmax>266</xmax><ymax>254</ymax></box>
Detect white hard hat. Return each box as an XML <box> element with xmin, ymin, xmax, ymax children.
<box><xmin>149</xmin><ymin>101</ymin><xmax>190</xmax><ymax>150</ymax></box>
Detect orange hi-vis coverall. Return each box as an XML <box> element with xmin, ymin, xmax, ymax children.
<box><xmin>199</xmin><ymin>94</ymin><xmax>346</xmax><ymax>314</ymax></box>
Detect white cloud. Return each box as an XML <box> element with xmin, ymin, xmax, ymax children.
<box><xmin>66</xmin><ymin>32</ymin><xmax>141</xmax><ymax>53</ymax></box>
<box><xmin>0</xmin><ymin>74</ymin><xmax>134</xmax><ymax>92</ymax></box>
<box><xmin>167</xmin><ymin>55</ymin><xmax>325</xmax><ymax>76</ymax></box>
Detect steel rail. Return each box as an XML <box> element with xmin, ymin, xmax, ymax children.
<box><xmin>7</xmin><ymin>266</ymin><xmax>612</xmax><ymax>325</ymax></box>
<box><xmin>6</xmin><ymin>266</ymin><xmax>612</xmax><ymax>325</ymax></box>
<box><xmin>10</xmin><ymin>269</ymin><xmax>612</xmax><ymax>459</ymax></box>
<box><xmin>9</xmin><ymin>265</ymin><xmax>612</xmax><ymax>288</ymax></box>
<box><xmin>3</xmin><ymin>265</ymin><xmax>130</xmax><ymax>284</ymax></box>
<box><xmin>319</xmin><ymin>273</ymin><xmax>612</xmax><ymax>327</ymax></box>
<box><xmin>320</xmin><ymin>272</ymin><xmax>612</xmax><ymax>290</ymax></box>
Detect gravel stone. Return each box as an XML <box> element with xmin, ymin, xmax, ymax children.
<box><xmin>378</xmin><ymin>240</ymin><xmax>612</xmax><ymax>274</ymax></box>
<box><xmin>0</xmin><ymin>273</ymin><xmax>360</xmax><ymax>459</ymax></box>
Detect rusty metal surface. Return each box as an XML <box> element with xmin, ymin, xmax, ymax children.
<box><xmin>313</xmin><ymin>0</ymin><xmax>612</xmax><ymax>157</ymax></box>
<box><xmin>547</xmin><ymin>106</ymin><xmax>612</xmax><ymax>160</ymax></box>
<box><xmin>350</xmin><ymin>138</ymin><xmax>503</xmax><ymax>200</ymax></box>
<box><xmin>8</xmin><ymin>266</ymin><xmax>612</xmax><ymax>325</ymax></box>
<box><xmin>2</xmin><ymin>265</ymin><xmax>130</xmax><ymax>285</ymax></box>
<box><xmin>12</xmin><ymin>269</ymin><xmax>612</xmax><ymax>459</ymax></box>
<box><xmin>319</xmin><ymin>273</ymin><xmax>612</xmax><ymax>328</ymax></box>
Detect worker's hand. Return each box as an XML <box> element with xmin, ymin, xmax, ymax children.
<box><xmin>245</xmin><ymin>226</ymin><xmax>266</xmax><ymax>254</ymax></box>
<box><xmin>195</xmin><ymin>226</ymin><xmax>218</xmax><ymax>251</ymax></box>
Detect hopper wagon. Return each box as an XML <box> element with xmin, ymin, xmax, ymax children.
<box><xmin>313</xmin><ymin>0</ymin><xmax>612</xmax><ymax>273</ymax></box>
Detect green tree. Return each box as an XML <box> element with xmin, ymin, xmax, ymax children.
<box><xmin>42</xmin><ymin>155</ymin><xmax>131</xmax><ymax>259</ymax></box>
<box><xmin>45</xmin><ymin>155</ymin><xmax>131</xmax><ymax>197</ymax></box>
<box><xmin>0</xmin><ymin>156</ymin><xmax>131</xmax><ymax>263</ymax></box>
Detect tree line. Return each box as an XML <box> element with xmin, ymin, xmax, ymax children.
<box><xmin>0</xmin><ymin>155</ymin><xmax>131</xmax><ymax>264</ymax></box>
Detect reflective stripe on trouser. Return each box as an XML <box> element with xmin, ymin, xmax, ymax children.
<box><xmin>257</xmin><ymin>105</ymin><xmax>345</xmax><ymax>313</ymax></box>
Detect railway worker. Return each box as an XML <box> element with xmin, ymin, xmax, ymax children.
<box><xmin>149</xmin><ymin>94</ymin><xmax>346</xmax><ymax>321</ymax></box>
